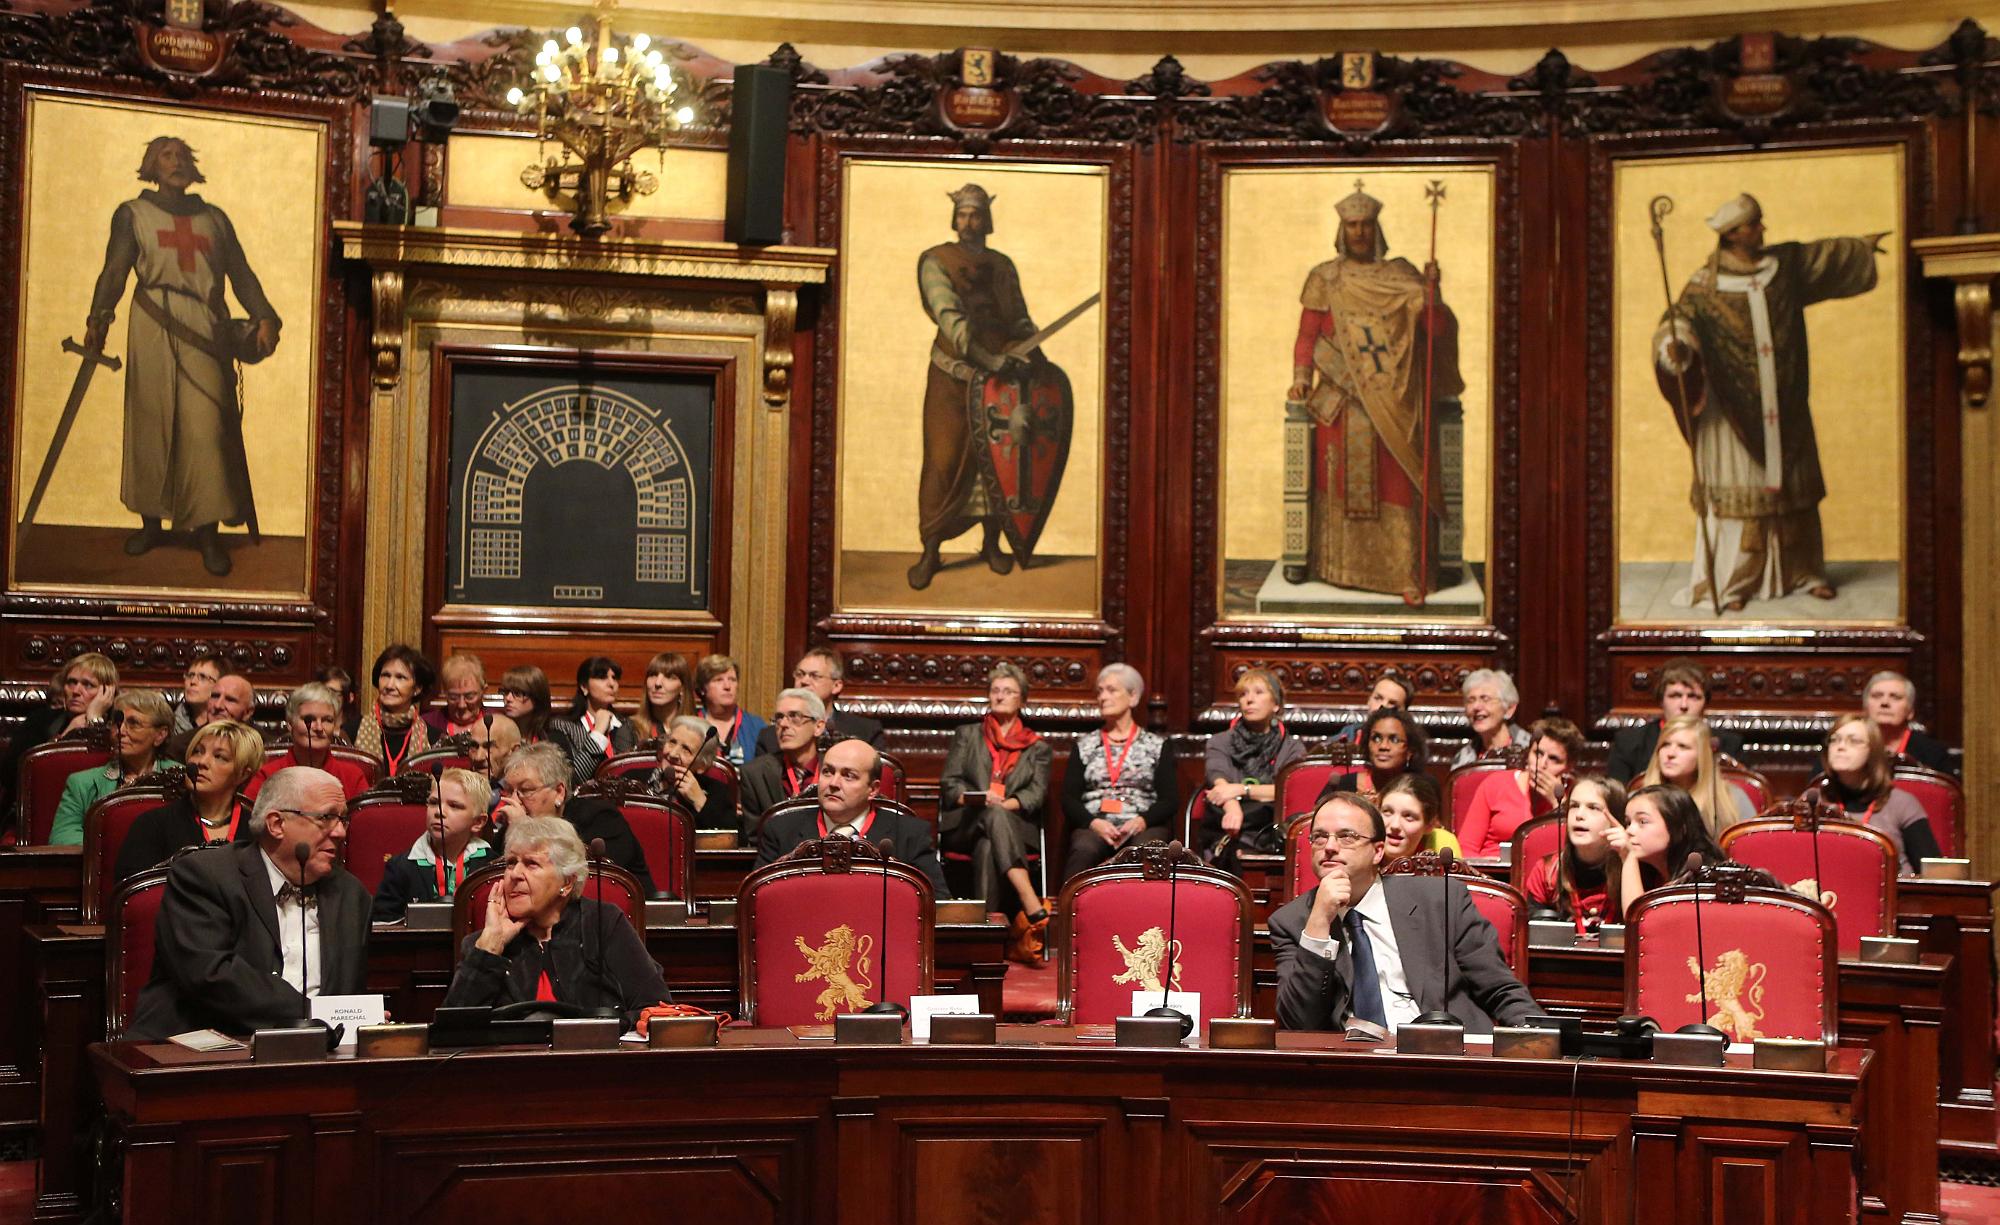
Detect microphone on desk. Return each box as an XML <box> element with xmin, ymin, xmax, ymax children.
<box><xmin>586</xmin><ymin>837</ymin><xmax>609</xmax><ymax>992</ymax></box>
<box><xmin>1679</xmin><ymin>852</ymin><xmax>1727</xmax><ymax>1039</ymax></box>
<box><xmin>1803</xmin><ymin>787</ymin><xmax>1827</xmax><ymax>911</ymax></box>
<box><xmin>1142</xmin><ymin>842</ymin><xmax>1194</xmax><ymax>1039</ymax></box>
<box><xmin>1411</xmin><ymin>848</ymin><xmax>1461</xmax><ymax>1028</ymax></box>
<box><xmin>292</xmin><ymin>842</ymin><xmax>340</xmax><ymax>1050</ymax></box>
<box><xmin>864</xmin><ymin>837</ymin><xmax>907</xmax><ymax>1018</ymax></box>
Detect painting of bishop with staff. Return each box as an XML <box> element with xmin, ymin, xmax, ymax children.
<box><xmin>1285</xmin><ymin>180</ymin><xmax>1462</xmax><ymax>607</ymax></box>
<box><xmin>1649</xmin><ymin>192</ymin><xmax>1887</xmax><ymax>613</ymax></box>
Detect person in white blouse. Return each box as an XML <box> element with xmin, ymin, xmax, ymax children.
<box><xmin>1268</xmin><ymin>792</ymin><xmax>1539</xmax><ymax>1035</ymax></box>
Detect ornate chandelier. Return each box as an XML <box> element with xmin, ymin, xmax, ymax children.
<box><xmin>505</xmin><ymin>0</ymin><xmax>695</xmax><ymax>237</ymax></box>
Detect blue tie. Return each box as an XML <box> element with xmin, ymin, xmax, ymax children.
<box><xmin>1344</xmin><ymin>908</ymin><xmax>1388</xmax><ymax>1028</ymax></box>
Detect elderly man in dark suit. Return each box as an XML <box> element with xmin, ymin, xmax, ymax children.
<box><xmin>127</xmin><ymin>766</ymin><xmax>370</xmax><ymax>1040</ymax></box>
<box><xmin>1269</xmin><ymin>792</ymin><xmax>1539</xmax><ymax>1035</ymax></box>
<box><xmin>755</xmin><ymin>738</ymin><xmax>945</xmax><ymax>894</ymax></box>
<box><xmin>739</xmin><ymin>688</ymin><xmax>827</xmax><ymax>837</ymax></box>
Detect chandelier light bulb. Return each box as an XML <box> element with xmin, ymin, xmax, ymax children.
<box><xmin>542</xmin><ymin>38</ymin><xmax>558</xmax><ymax>56</ymax></box>
<box><xmin>675</xmin><ymin>105</ymin><xmax>694</xmax><ymax>124</ymax></box>
<box><xmin>631</xmin><ymin>33</ymin><xmax>650</xmax><ymax>52</ymax></box>
<box><xmin>603</xmin><ymin>45</ymin><xmax>619</xmax><ymax>64</ymax></box>
<box><xmin>544</xmin><ymin>64</ymin><xmax>561</xmax><ymax>82</ymax></box>
<box><xmin>506</xmin><ymin>86</ymin><xmax>525</xmax><ymax>106</ymax></box>
<box><xmin>565</xmin><ymin>26</ymin><xmax>583</xmax><ymax>46</ymax></box>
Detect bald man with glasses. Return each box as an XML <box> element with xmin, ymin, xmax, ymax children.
<box><xmin>129</xmin><ymin>766</ymin><xmax>373</xmax><ymax>1040</ymax></box>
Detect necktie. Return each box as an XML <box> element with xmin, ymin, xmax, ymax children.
<box><xmin>832</xmin><ymin>824</ymin><xmax>857</xmax><ymax>840</ymax></box>
<box><xmin>1344</xmin><ymin>908</ymin><xmax>1387</xmax><ymax>1028</ymax></box>
<box><xmin>276</xmin><ymin>882</ymin><xmax>316</xmax><ymax>909</ymax></box>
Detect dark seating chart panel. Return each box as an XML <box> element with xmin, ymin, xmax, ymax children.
<box><xmin>446</xmin><ymin>367</ymin><xmax>716</xmax><ymax>613</ymax></box>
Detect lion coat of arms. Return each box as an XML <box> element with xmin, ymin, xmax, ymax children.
<box><xmin>1111</xmin><ymin>926</ymin><xmax>1184</xmax><ymax>994</ymax></box>
<box><xmin>795</xmin><ymin>924</ymin><xmax>876</xmax><ymax>1021</ymax></box>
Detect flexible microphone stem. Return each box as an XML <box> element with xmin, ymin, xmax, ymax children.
<box><xmin>1142</xmin><ymin>843</ymin><xmax>1193</xmax><ymax>1038</ymax></box>
<box><xmin>1804</xmin><ymin>788</ymin><xmax>1825</xmax><ymax>908</ymax></box>
<box><xmin>865</xmin><ymin>836</ymin><xmax>905</xmax><ymax>1017</ymax></box>
<box><xmin>586</xmin><ymin>837</ymin><xmax>607</xmax><ymax>996</ymax></box>
<box><xmin>293</xmin><ymin>841</ymin><xmax>313</xmax><ymax>1023</ymax></box>
<box><xmin>1413</xmin><ymin>849</ymin><xmax>1461</xmax><ymax>1027</ymax></box>
<box><xmin>1680</xmin><ymin>851</ymin><xmax>1724</xmax><ymax>1038</ymax></box>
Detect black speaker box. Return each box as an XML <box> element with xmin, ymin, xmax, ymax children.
<box><xmin>726</xmin><ymin>65</ymin><xmax>791</xmax><ymax>246</ymax></box>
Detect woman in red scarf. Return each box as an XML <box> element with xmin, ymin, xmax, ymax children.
<box><xmin>939</xmin><ymin>662</ymin><xmax>1053</xmax><ymax>964</ymax></box>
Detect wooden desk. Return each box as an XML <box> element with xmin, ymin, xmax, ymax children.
<box><xmin>91</xmin><ymin>1030</ymin><xmax>1868</xmax><ymax>1225</ymax></box>
<box><xmin>1898</xmin><ymin>877</ymin><xmax>1999</xmax><ymax>1157</ymax></box>
<box><xmin>26</xmin><ymin>916</ymin><xmax>1006</xmax><ymax>1225</ymax></box>
<box><xmin>1526</xmin><ymin>941</ymin><xmax>1946</xmax><ymax>1225</ymax></box>
<box><xmin>0</xmin><ymin>846</ymin><xmax>79</xmax><ymax>1141</ymax></box>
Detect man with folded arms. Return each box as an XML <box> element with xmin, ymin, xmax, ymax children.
<box><xmin>1270</xmin><ymin>792</ymin><xmax>1539</xmax><ymax>1034</ymax></box>
<box><xmin>756</xmin><ymin>737</ymin><xmax>946</xmax><ymax>894</ymax></box>
<box><xmin>128</xmin><ymin>767</ymin><xmax>370</xmax><ymax>1040</ymax></box>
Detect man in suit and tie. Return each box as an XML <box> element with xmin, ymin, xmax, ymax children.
<box><xmin>128</xmin><ymin>766</ymin><xmax>371</xmax><ymax>1039</ymax></box>
<box><xmin>1269</xmin><ymin>792</ymin><xmax>1539</xmax><ymax>1034</ymax></box>
<box><xmin>753</xmin><ymin>648</ymin><xmax>884</xmax><ymax>757</ymax></box>
<box><xmin>739</xmin><ymin>688</ymin><xmax>827</xmax><ymax>837</ymax></box>
<box><xmin>755</xmin><ymin>737</ymin><xmax>945</xmax><ymax>894</ymax></box>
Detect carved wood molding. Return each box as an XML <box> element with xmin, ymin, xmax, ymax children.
<box><xmin>1912</xmin><ymin>232</ymin><xmax>2000</xmax><ymax>411</ymax></box>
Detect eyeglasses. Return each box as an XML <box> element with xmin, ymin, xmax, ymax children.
<box><xmin>1827</xmin><ymin>733</ymin><xmax>1871</xmax><ymax>748</ymax></box>
<box><xmin>792</xmin><ymin>668</ymin><xmax>831</xmax><ymax>683</ymax></box>
<box><xmin>1307</xmin><ymin>830</ymin><xmax>1382</xmax><ymax>848</ymax></box>
<box><xmin>184</xmin><ymin>669</ymin><xmax>220</xmax><ymax>683</ymax></box>
<box><xmin>502</xmin><ymin>780</ymin><xmax>553</xmax><ymax>800</ymax></box>
<box><xmin>276</xmin><ymin>808</ymin><xmax>349</xmax><ymax>830</ymax></box>
<box><xmin>772</xmin><ymin>711</ymin><xmax>819</xmax><ymax>726</ymax></box>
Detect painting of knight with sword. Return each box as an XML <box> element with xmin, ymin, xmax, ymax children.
<box><xmin>908</xmin><ymin>182</ymin><xmax>1097</xmax><ymax>591</ymax></box>
<box><xmin>18</xmin><ymin>134</ymin><xmax>278</xmax><ymax>579</ymax></box>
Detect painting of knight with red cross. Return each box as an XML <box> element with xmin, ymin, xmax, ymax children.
<box><xmin>77</xmin><ymin>135</ymin><xmax>280</xmax><ymax>579</ymax></box>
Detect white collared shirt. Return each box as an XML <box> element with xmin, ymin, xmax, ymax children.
<box><xmin>1300</xmin><ymin>876</ymin><xmax>1420</xmax><ymax>1031</ymax></box>
<box><xmin>261</xmin><ymin>850</ymin><xmax>323</xmax><ymax>998</ymax></box>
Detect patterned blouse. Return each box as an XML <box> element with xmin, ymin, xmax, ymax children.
<box><xmin>1073</xmin><ymin>729</ymin><xmax>1167</xmax><ymax>821</ymax></box>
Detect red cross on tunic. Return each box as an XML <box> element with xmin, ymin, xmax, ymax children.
<box><xmin>155</xmin><ymin>215</ymin><xmax>211</xmax><ymax>273</ymax></box>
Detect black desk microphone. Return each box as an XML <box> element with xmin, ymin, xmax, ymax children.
<box><xmin>1679</xmin><ymin>852</ymin><xmax>1727</xmax><ymax>1039</ymax></box>
<box><xmin>864</xmin><ymin>837</ymin><xmax>907</xmax><ymax>1018</ymax></box>
<box><xmin>1411</xmin><ymin>849</ymin><xmax>1461</xmax><ymax>1027</ymax></box>
<box><xmin>1142</xmin><ymin>843</ymin><xmax>1193</xmax><ymax>1039</ymax></box>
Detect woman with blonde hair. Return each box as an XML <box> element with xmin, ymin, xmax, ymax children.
<box><xmin>1640</xmin><ymin>714</ymin><xmax>1755</xmax><ymax>835</ymax></box>
<box><xmin>112</xmin><ymin>719</ymin><xmax>265</xmax><ymax>882</ymax></box>
<box><xmin>1198</xmin><ymin>667</ymin><xmax>1305</xmax><ymax>865</ymax></box>
<box><xmin>4</xmin><ymin>652</ymin><xmax>121</xmax><ymax>814</ymax></box>
<box><xmin>49</xmin><ymin>688</ymin><xmax>176</xmax><ymax>845</ymax></box>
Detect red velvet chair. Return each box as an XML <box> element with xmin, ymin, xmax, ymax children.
<box><xmin>1720</xmin><ymin>807</ymin><xmax>1898</xmax><ymax>959</ymax></box>
<box><xmin>1053</xmin><ymin>842</ymin><xmax>1253</xmax><ymax>1026</ymax></box>
<box><xmin>328</xmin><ymin>744</ymin><xmax>383</xmax><ymax>786</ymax></box>
<box><xmin>594</xmin><ymin>750</ymin><xmax>657</xmax><ymax>782</ymax></box>
<box><xmin>1625</xmin><ymin>865</ymin><xmax>1838</xmax><ymax>1044</ymax></box>
<box><xmin>106</xmin><ymin>859</ymin><xmax>180</xmax><ymax>1039</ymax></box>
<box><xmin>1273</xmin><ymin>751</ymin><xmax>1358</xmax><ymax>827</ymax></box>
<box><xmin>876</xmin><ymin>751</ymin><xmax>909</xmax><ymax>805</ymax></box>
<box><xmin>1505</xmin><ymin>813</ymin><xmax>1564</xmax><ymax>895</ymax></box>
<box><xmin>1446</xmin><ymin>753</ymin><xmax>1517</xmax><ymax>833</ymax></box>
<box><xmin>1278</xmin><ymin>810</ymin><xmax>1318</xmax><ymax>906</ymax></box>
<box><xmin>450</xmin><ymin>857</ymin><xmax>646</xmax><ymax>963</ymax></box>
<box><xmin>15</xmin><ymin>730</ymin><xmax>114</xmax><ymax>844</ymax></box>
<box><xmin>1381</xmin><ymin>851</ymin><xmax>1530</xmax><ymax>974</ymax></box>
<box><xmin>341</xmin><ymin>774</ymin><xmax>437</xmax><ymax>896</ymax></box>
<box><xmin>577</xmin><ymin>778</ymin><xmax>696</xmax><ymax>899</ymax></box>
<box><xmin>700</xmin><ymin>759</ymin><xmax>742</xmax><ymax>823</ymax></box>
<box><xmin>80</xmin><ymin>769</ymin><xmax>190</xmax><ymax>922</ymax></box>
<box><xmin>403</xmin><ymin>741</ymin><xmax>476</xmax><ymax>777</ymax></box>
<box><xmin>1718</xmin><ymin>755</ymin><xmax>1773</xmax><ymax>814</ymax></box>
<box><xmin>736</xmin><ymin>838</ymin><xmax>935</xmax><ymax>1025</ymax></box>
<box><xmin>1891</xmin><ymin>763</ymin><xmax>1964</xmax><ymax>859</ymax></box>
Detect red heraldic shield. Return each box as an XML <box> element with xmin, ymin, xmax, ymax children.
<box><xmin>971</xmin><ymin>360</ymin><xmax>1073</xmax><ymax>560</ymax></box>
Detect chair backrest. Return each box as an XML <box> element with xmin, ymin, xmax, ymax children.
<box><xmin>328</xmin><ymin>743</ymin><xmax>384</xmax><ymax>785</ymax></box>
<box><xmin>1890</xmin><ymin>763</ymin><xmax>1964</xmax><ymax>858</ymax></box>
<box><xmin>1177</xmin><ymin>791</ymin><xmax>1208</xmax><ymax>845</ymax></box>
<box><xmin>700</xmin><ymin>759</ymin><xmax>741</xmax><ymax>821</ymax></box>
<box><xmin>736</xmin><ymin>838</ymin><xmax>935</xmax><ymax>1025</ymax></box>
<box><xmin>80</xmin><ymin>770</ymin><xmax>188</xmax><ymax>922</ymax></box>
<box><xmin>576</xmin><ymin>778</ymin><xmax>695</xmax><ymax>899</ymax></box>
<box><xmin>1054</xmin><ymin>843</ymin><xmax>1254</xmax><ymax>1026</ymax></box>
<box><xmin>1273</xmin><ymin>752</ymin><xmax>1357</xmax><ymax>826</ymax></box>
<box><xmin>595</xmin><ymin>750</ymin><xmax>658</xmax><ymax>782</ymax></box>
<box><xmin>105</xmin><ymin>862</ymin><xmax>174</xmax><ymax>1039</ymax></box>
<box><xmin>449</xmin><ymin>857</ymin><xmax>646</xmax><ymax>962</ymax></box>
<box><xmin>1446</xmin><ymin>756</ymin><xmax>1515</xmax><ymax>832</ymax></box>
<box><xmin>342</xmin><ymin>776</ymin><xmax>438</xmax><ymax>896</ymax></box>
<box><xmin>1505</xmin><ymin>814</ymin><xmax>1565</xmax><ymax>893</ymax></box>
<box><xmin>1625</xmin><ymin>868</ymin><xmax>1838</xmax><ymax>1044</ymax></box>
<box><xmin>1717</xmin><ymin>755</ymin><xmax>1773</xmax><ymax>814</ymax></box>
<box><xmin>402</xmin><ymin>745</ymin><xmax>475</xmax><ymax>777</ymax></box>
<box><xmin>1720</xmin><ymin>817</ymin><xmax>1898</xmax><ymax>958</ymax></box>
<box><xmin>757</xmin><ymin>795</ymin><xmax>933</xmax><ymax>846</ymax></box>
<box><xmin>1280</xmin><ymin>810</ymin><xmax>1317</xmax><ymax>905</ymax></box>
<box><xmin>16</xmin><ymin>731</ymin><xmax>114</xmax><ymax>843</ymax></box>
<box><xmin>875</xmin><ymin>751</ymin><xmax>908</xmax><ymax>805</ymax></box>
<box><xmin>1382</xmin><ymin>852</ymin><xmax>1529</xmax><ymax>974</ymax></box>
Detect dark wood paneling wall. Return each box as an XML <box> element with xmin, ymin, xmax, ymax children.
<box><xmin>0</xmin><ymin>2</ymin><xmax>1988</xmax><ymax>759</ymax></box>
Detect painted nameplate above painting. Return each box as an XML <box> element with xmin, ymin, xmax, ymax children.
<box><xmin>8</xmin><ymin>91</ymin><xmax>326</xmax><ymax>603</ymax></box>
<box><xmin>444</xmin><ymin>366</ymin><xmax>716</xmax><ymax>615</ymax></box>
<box><xmin>1217</xmin><ymin>163</ymin><xmax>1496</xmax><ymax>625</ymax></box>
<box><xmin>833</xmin><ymin>158</ymin><xmax>1108</xmax><ymax>621</ymax></box>
<box><xmin>1611</xmin><ymin>145</ymin><xmax>1905</xmax><ymax>627</ymax></box>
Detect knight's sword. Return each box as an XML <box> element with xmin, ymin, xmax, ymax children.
<box><xmin>1004</xmin><ymin>292</ymin><xmax>1102</xmax><ymax>358</ymax></box>
<box><xmin>17</xmin><ymin>337</ymin><xmax>121</xmax><ymax>551</ymax></box>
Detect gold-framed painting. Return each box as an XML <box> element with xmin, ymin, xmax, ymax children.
<box><xmin>7</xmin><ymin>88</ymin><xmax>326</xmax><ymax>601</ymax></box>
<box><xmin>832</xmin><ymin>156</ymin><xmax>1109</xmax><ymax>619</ymax></box>
<box><xmin>1611</xmin><ymin>144</ymin><xmax>1906</xmax><ymax>625</ymax></box>
<box><xmin>1217</xmin><ymin>162</ymin><xmax>1497</xmax><ymax>622</ymax></box>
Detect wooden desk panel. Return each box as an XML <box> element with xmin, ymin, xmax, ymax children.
<box><xmin>1898</xmin><ymin>877</ymin><xmax>1999</xmax><ymax>1157</ymax></box>
<box><xmin>90</xmin><ymin>1033</ymin><xmax>1869</xmax><ymax>1225</ymax></box>
<box><xmin>0</xmin><ymin>846</ymin><xmax>79</xmax><ymax>1141</ymax></box>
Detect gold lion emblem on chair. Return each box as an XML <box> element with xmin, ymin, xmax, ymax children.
<box><xmin>795</xmin><ymin>924</ymin><xmax>876</xmax><ymax>1021</ymax></box>
<box><xmin>1684</xmin><ymin>948</ymin><xmax>1769</xmax><ymax>1041</ymax></box>
<box><xmin>1787</xmin><ymin>878</ymin><xmax>1837</xmax><ymax>909</ymax></box>
<box><xmin>1111</xmin><ymin>926</ymin><xmax>1184</xmax><ymax>994</ymax></box>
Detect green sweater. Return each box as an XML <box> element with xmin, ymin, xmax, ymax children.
<box><xmin>48</xmin><ymin>759</ymin><xmax>181</xmax><ymax>846</ymax></box>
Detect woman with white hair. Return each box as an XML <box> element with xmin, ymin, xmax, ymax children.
<box><xmin>1450</xmin><ymin>668</ymin><xmax>1530</xmax><ymax>768</ymax></box>
<box><xmin>646</xmin><ymin>714</ymin><xmax>733</xmax><ymax>829</ymax></box>
<box><xmin>1062</xmin><ymin>664</ymin><xmax>1177</xmax><ymax>881</ymax></box>
<box><xmin>442</xmin><ymin>814</ymin><xmax>673</xmax><ymax>1028</ymax></box>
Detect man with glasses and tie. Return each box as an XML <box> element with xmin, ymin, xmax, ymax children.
<box><xmin>128</xmin><ymin>767</ymin><xmax>372</xmax><ymax>1039</ymax></box>
<box><xmin>1269</xmin><ymin>792</ymin><xmax>1538</xmax><ymax>1035</ymax></box>
<box><xmin>491</xmin><ymin>742</ymin><xmax>655</xmax><ymax>897</ymax></box>
<box><xmin>753</xmin><ymin>648</ymin><xmax>884</xmax><ymax>758</ymax></box>
<box><xmin>754</xmin><ymin>737</ymin><xmax>946</xmax><ymax>894</ymax></box>
<box><xmin>740</xmin><ymin>688</ymin><xmax>828</xmax><ymax>836</ymax></box>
